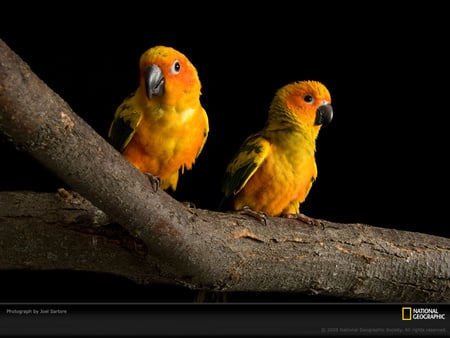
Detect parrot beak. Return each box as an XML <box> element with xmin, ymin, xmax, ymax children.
<box><xmin>314</xmin><ymin>103</ymin><xmax>333</xmax><ymax>126</ymax></box>
<box><xmin>145</xmin><ymin>64</ymin><xmax>165</xmax><ymax>100</ymax></box>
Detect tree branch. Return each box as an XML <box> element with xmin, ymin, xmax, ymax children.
<box><xmin>1</xmin><ymin>38</ymin><xmax>449</xmax><ymax>302</ymax></box>
<box><xmin>0</xmin><ymin>190</ymin><xmax>158</xmax><ymax>283</ymax></box>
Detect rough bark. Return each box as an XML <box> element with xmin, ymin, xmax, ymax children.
<box><xmin>1</xmin><ymin>38</ymin><xmax>449</xmax><ymax>302</ymax></box>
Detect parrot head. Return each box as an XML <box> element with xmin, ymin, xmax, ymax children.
<box><xmin>269</xmin><ymin>80</ymin><xmax>333</xmax><ymax>132</ymax></box>
<box><xmin>139</xmin><ymin>46</ymin><xmax>202</xmax><ymax>108</ymax></box>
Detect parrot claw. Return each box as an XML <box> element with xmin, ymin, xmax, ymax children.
<box><xmin>144</xmin><ymin>172</ymin><xmax>161</xmax><ymax>192</ymax></box>
<box><xmin>195</xmin><ymin>290</ymin><xmax>229</xmax><ymax>303</ymax></box>
<box><xmin>286</xmin><ymin>213</ymin><xmax>324</xmax><ymax>228</ymax></box>
<box><xmin>182</xmin><ymin>201</ymin><xmax>196</xmax><ymax>208</ymax></box>
<box><xmin>238</xmin><ymin>206</ymin><xmax>268</xmax><ymax>225</ymax></box>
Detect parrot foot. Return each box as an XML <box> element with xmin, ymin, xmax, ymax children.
<box><xmin>238</xmin><ymin>206</ymin><xmax>268</xmax><ymax>225</ymax></box>
<box><xmin>144</xmin><ymin>172</ymin><xmax>161</xmax><ymax>192</ymax></box>
<box><xmin>195</xmin><ymin>290</ymin><xmax>229</xmax><ymax>303</ymax></box>
<box><xmin>285</xmin><ymin>213</ymin><xmax>324</xmax><ymax>228</ymax></box>
<box><xmin>182</xmin><ymin>201</ymin><xmax>196</xmax><ymax>209</ymax></box>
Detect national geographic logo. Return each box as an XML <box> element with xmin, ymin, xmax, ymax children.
<box><xmin>402</xmin><ymin>307</ymin><xmax>446</xmax><ymax>320</ymax></box>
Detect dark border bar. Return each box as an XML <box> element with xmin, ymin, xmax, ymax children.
<box><xmin>0</xmin><ymin>303</ymin><xmax>448</xmax><ymax>336</ymax></box>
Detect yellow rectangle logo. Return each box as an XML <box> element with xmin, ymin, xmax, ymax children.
<box><xmin>402</xmin><ymin>307</ymin><xmax>412</xmax><ymax>320</ymax></box>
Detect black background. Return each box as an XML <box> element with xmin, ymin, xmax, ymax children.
<box><xmin>1</xmin><ymin>3</ymin><xmax>448</xmax><ymax>303</ymax></box>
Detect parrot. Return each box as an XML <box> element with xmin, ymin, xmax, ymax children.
<box><xmin>220</xmin><ymin>80</ymin><xmax>333</xmax><ymax>224</ymax></box>
<box><xmin>108</xmin><ymin>45</ymin><xmax>209</xmax><ymax>191</ymax></box>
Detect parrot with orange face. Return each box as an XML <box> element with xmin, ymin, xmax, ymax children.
<box><xmin>220</xmin><ymin>80</ymin><xmax>333</xmax><ymax>223</ymax></box>
<box><xmin>108</xmin><ymin>45</ymin><xmax>209</xmax><ymax>191</ymax></box>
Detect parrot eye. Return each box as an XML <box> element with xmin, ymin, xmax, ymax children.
<box><xmin>171</xmin><ymin>60</ymin><xmax>181</xmax><ymax>74</ymax></box>
<box><xmin>303</xmin><ymin>94</ymin><xmax>314</xmax><ymax>104</ymax></box>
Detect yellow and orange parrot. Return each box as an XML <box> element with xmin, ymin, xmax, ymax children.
<box><xmin>108</xmin><ymin>45</ymin><xmax>209</xmax><ymax>191</ymax></box>
<box><xmin>220</xmin><ymin>80</ymin><xmax>333</xmax><ymax>223</ymax></box>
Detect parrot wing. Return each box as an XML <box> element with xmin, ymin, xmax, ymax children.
<box><xmin>222</xmin><ymin>133</ymin><xmax>271</xmax><ymax>198</ymax></box>
<box><xmin>196</xmin><ymin>107</ymin><xmax>209</xmax><ymax>158</ymax></box>
<box><xmin>108</xmin><ymin>94</ymin><xmax>143</xmax><ymax>152</ymax></box>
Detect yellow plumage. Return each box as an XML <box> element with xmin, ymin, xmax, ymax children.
<box><xmin>221</xmin><ymin>80</ymin><xmax>333</xmax><ymax>218</ymax></box>
<box><xmin>108</xmin><ymin>46</ymin><xmax>209</xmax><ymax>191</ymax></box>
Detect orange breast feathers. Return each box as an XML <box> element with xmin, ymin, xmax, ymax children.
<box><xmin>108</xmin><ymin>46</ymin><xmax>209</xmax><ymax>191</ymax></box>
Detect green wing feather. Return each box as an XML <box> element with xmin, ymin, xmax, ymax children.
<box><xmin>108</xmin><ymin>93</ymin><xmax>143</xmax><ymax>152</ymax></box>
<box><xmin>222</xmin><ymin>134</ymin><xmax>271</xmax><ymax>198</ymax></box>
